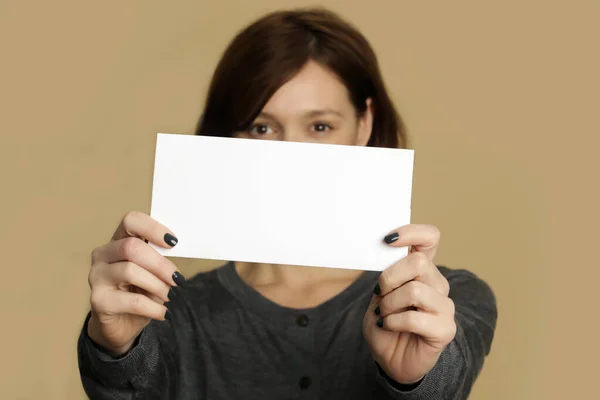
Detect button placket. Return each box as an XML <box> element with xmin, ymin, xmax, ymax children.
<box><xmin>296</xmin><ymin>314</ymin><xmax>309</xmax><ymax>327</ymax></box>
<box><xmin>291</xmin><ymin>313</ymin><xmax>319</xmax><ymax>395</ymax></box>
<box><xmin>298</xmin><ymin>375</ymin><xmax>311</xmax><ymax>389</ymax></box>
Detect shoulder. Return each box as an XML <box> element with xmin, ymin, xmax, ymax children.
<box><xmin>185</xmin><ymin>266</ymin><xmax>222</xmax><ymax>290</ymax></box>
<box><xmin>437</xmin><ymin>265</ymin><xmax>497</xmax><ymax>309</ymax></box>
<box><xmin>438</xmin><ymin>265</ymin><xmax>498</xmax><ymax>356</ymax></box>
<box><xmin>437</xmin><ymin>265</ymin><xmax>493</xmax><ymax>290</ymax></box>
<box><xmin>172</xmin><ymin>264</ymin><xmax>236</xmax><ymax>314</ymax></box>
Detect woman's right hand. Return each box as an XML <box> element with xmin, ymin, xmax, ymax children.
<box><xmin>86</xmin><ymin>211</ymin><xmax>184</xmax><ymax>357</ymax></box>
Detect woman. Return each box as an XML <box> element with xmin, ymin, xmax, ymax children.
<box><xmin>78</xmin><ymin>8</ymin><xmax>497</xmax><ymax>400</ymax></box>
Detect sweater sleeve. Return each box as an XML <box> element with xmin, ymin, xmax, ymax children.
<box><xmin>77</xmin><ymin>312</ymin><xmax>180</xmax><ymax>400</ymax></box>
<box><xmin>375</xmin><ymin>267</ymin><xmax>498</xmax><ymax>399</ymax></box>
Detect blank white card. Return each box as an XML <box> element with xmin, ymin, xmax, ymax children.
<box><xmin>150</xmin><ymin>133</ymin><xmax>414</xmax><ymax>271</ymax></box>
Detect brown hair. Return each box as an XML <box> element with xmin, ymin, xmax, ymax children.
<box><xmin>195</xmin><ymin>8</ymin><xmax>408</xmax><ymax>149</ymax></box>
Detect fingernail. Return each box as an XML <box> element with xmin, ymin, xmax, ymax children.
<box><xmin>168</xmin><ymin>288</ymin><xmax>177</xmax><ymax>301</ymax></box>
<box><xmin>172</xmin><ymin>271</ymin><xmax>186</xmax><ymax>286</ymax></box>
<box><xmin>374</xmin><ymin>284</ymin><xmax>381</xmax><ymax>296</ymax></box>
<box><xmin>374</xmin><ymin>306</ymin><xmax>380</xmax><ymax>315</ymax></box>
<box><xmin>384</xmin><ymin>232</ymin><xmax>399</xmax><ymax>244</ymax></box>
<box><xmin>164</xmin><ymin>233</ymin><xmax>178</xmax><ymax>247</ymax></box>
<box><xmin>376</xmin><ymin>318</ymin><xmax>384</xmax><ymax>328</ymax></box>
<box><xmin>165</xmin><ymin>309</ymin><xmax>172</xmax><ymax>321</ymax></box>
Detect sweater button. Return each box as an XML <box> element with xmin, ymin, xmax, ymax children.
<box><xmin>299</xmin><ymin>376</ymin><xmax>311</xmax><ymax>389</ymax></box>
<box><xmin>296</xmin><ymin>314</ymin><xmax>309</xmax><ymax>327</ymax></box>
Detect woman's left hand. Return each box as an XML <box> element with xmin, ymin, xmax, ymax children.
<box><xmin>363</xmin><ymin>224</ymin><xmax>457</xmax><ymax>385</ymax></box>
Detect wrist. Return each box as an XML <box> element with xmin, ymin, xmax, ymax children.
<box><xmin>376</xmin><ymin>362</ymin><xmax>425</xmax><ymax>391</ymax></box>
<box><xmin>87</xmin><ymin>315</ymin><xmax>135</xmax><ymax>358</ymax></box>
<box><xmin>395</xmin><ymin>375</ymin><xmax>425</xmax><ymax>385</ymax></box>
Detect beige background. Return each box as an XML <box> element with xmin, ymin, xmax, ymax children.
<box><xmin>1</xmin><ymin>0</ymin><xmax>598</xmax><ymax>399</ymax></box>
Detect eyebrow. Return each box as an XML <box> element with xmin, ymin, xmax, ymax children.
<box><xmin>257</xmin><ymin>109</ymin><xmax>345</xmax><ymax>120</ymax></box>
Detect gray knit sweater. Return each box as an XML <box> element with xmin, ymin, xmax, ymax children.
<box><xmin>78</xmin><ymin>262</ymin><xmax>497</xmax><ymax>399</ymax></box>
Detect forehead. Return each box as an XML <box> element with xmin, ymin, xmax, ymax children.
<box><xmin>261</xmin><ymin>60</ymin><xmax>353</xmax><ymax>115</ymax></box>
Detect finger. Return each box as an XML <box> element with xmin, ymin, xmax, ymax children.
<box><xmin>379</xmin><ymin>310</ymin><xmax>455</xmax><ymax>344</ymax></box>
<box><xmin>92</xmin><ymin>237</ymin><xmax>182</xmax><ymax>286</ymax></box>
<box><xmin>105</xmin><ymin>261</ymin><xmax>172</xmax><ymax>303</ymax></box>
<box><xmin>378</xmin><ymin>252</ymin><xmax>448</xmax><ymax>296</ymax></box>
<box><xmin>383</xmin><ymin>224</ymin><xmax>440</xmax><ymax>261</ymax></box>
<box><xmin>94</xmin><ymin>289</ymin><xmax>169</xmax><ymax>321</ymax></box>
<box><xmin>112</xmin><ymin>210</ymin><xmax>178</xmax><ymax>248</ymax></box>
<box><xmin>365</xmin><ymin>293</ymin><xmax>380</xmax><ymax>322</ymax></box>
<box><xmin>131</xmin><ymin>285</ymin><xmax>164</xmax><ymax>304</ymax></box>
<box><xmin>378</xmin><ymin>281</ymin><xmax>453</xmax><ymax>317</ymax></box>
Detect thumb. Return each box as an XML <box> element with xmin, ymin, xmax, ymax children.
<box><xmin>384</xmin><ymin>224</ymin><xmax>440</xmax><ymax>261</ymax></box>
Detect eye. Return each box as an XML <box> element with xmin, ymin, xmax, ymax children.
<box><xmin>248</xmin><ymin>124</ymin><xmax>274</xmax><ymax>136</ymax></box>
<box><xmin>312</xmin><ymin>123</ymin><xmax>332</xmax><ymax>133</ymax></box>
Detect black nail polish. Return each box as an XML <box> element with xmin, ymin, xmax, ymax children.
<box><xmin>168</xmin><ymin>288</ymin><xmax>177</xmax><ymax>301</ymax></box>
<box><xmin>164</xmin><ymin>233</ymin><xmax>178</xmax><ymax>247</ymax></box>
<box><xmin>384</xmin><ymin>232</ymin><xmax>399</xmax><ymax>244</ymax></box>
<box><xmin>374</xmin><ymin>284</ymin><xmax>381</xmax><ymax>296</ymax></box>
<box><xmin>376</xmin><ymin>318</ymin><xmax>384</xmax><ymax>328</ymax></box>
<box><xmin>165</xmin><ymin>309</ymin><xmax>172</xmax><ymax>321</ymax></box>
<box><xmin>374</xmin><ymin>306</ymin><xmax>380</xmax><ymax>315</ymax></box>
<box><xmin>172</xmin><ymin>271</ymin><xmax>186</xmax><ymax>286</ymax></box>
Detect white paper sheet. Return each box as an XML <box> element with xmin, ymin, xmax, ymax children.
<box><xmin>150</xmin><ymin>133</ymin><xmax>413</xmax><ymax>271</ymax></box>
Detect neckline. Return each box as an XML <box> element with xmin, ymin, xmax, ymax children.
<box><xmin>217</xmin><ymin>261</ymin><xmax>379</xmax><ymax>320</ymax></box>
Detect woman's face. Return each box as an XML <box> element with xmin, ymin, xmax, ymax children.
<box><xmin>235</xmin><ymin>60</ymin><xmax>373</xmax><ymax>146</ymax></box>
